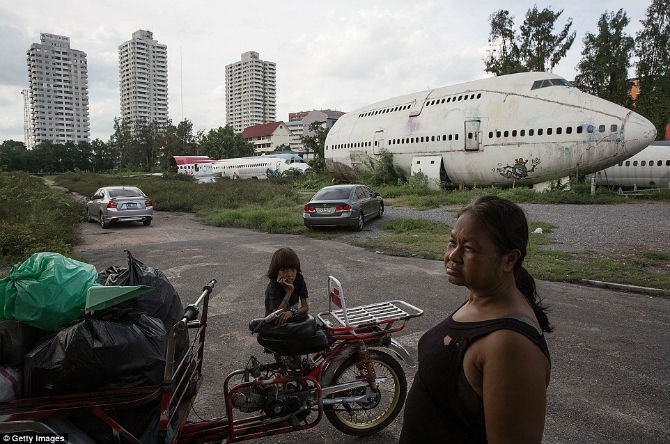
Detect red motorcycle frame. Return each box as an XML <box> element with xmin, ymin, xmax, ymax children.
<box><xmin>0</xmin><ymin>277</ymin><xmax>423</xmax><ymax>443</ymax></box>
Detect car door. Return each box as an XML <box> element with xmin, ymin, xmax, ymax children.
<box><xmin>88</xmin><ymin>188</ymin><xmax>104</xmax><ymax>220</ymax></box>
<box><xmin>357</xmin><ymin>186</ymin><xmax>373</xmax><ymax>218</ymax></box>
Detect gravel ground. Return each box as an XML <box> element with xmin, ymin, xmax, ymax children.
<box><xmin>344</xmin><ymin>202</ymin><xmax>670</xmax><ymax>256</ymax></box>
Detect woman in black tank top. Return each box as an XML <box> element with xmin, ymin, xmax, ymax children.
<box><xmin>400</xmin><ymin>196</ymin><xmax>552</xmax><ymax>444</ymax></box>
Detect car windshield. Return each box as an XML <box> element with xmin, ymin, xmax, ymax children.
<box><xmin>313</xmin><ymin>188</ymin><xmax>352</xmax><ymax>200</ymax></box>
<box><xmin>109</xmin><ymin>189</ymin><xmax>143</xmax><ymax>198</ymax></box>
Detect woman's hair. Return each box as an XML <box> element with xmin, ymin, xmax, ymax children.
<box><xmin>266</xmin><ymin>247</ymin><xmax>302</xmax><ymax>280</ymax></box>
<box><xmin>458</xmin><ymin>195</ymin><xmax>553</xmax><ymax>332</ymax></box>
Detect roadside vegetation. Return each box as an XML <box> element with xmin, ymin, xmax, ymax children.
<box><xmin>1</xmin><ymin>171</ymin><xmax>668</xmax><ymax>292</ymax></box>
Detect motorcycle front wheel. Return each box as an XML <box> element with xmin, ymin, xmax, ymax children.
<box><xmin>324</xmin><ymin>349</ymin><xmax>407</xmax><ymax>436</ymax></box>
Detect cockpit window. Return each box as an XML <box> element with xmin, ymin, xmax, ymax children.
<box><xmin>531</xmin><ymin>78</ymin><xmax>572</xmax><ymax>90</ymax></box>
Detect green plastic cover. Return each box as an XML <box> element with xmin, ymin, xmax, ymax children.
<box><xmin>0</xmin><ymin>252</ymin><xmax>99</xmax><ymax>330</ymax></box>
<box><xmin>85</xmin><ymin>285</ymin><xmax>153</xmax><ymax>313</ymax></box>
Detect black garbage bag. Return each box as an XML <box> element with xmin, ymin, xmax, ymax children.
<box><xmin>97</xmin><ymin>250</ymin><xmax>188</xmax><ymax>361</ymax></box>
<box><xmin>23</xmin><ymin>309</ymin><xmax>166</xmax><ymax>397</ymax></box>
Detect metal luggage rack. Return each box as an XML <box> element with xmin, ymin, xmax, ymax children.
<box><xmin>327</xmin><ymin>300</ymin><xmax>422</xmax><ymax>328</ymax></box>
<box><xmin>317</xmin><ymin>276</ymin><xmax>423</xmax><ymax>330</ymax></box>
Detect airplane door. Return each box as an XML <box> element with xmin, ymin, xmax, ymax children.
<box><xmin>373</xmin><ymin>130</ymin><xmax>385</xmax><ymax>154</ymax></box>
<box><xmin>465</xmin><ymin>120</ymin><xmax>481</xmax><ymax>151</ymax></box>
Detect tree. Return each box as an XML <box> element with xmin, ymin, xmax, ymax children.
<box><xmin>485</xmin><ymin>6</ymin><xmax>575</xmax><ymax>75</ymax></box>
<box><xmin>200</xmin><ymin>125</ymin><xmax>254</xmax><ymax>159</ymax></box>
<box><xmin>301</xmin><ymin>121</ymin><xmax>329</xmax><ymax>172</ymax></box>
<box><xmin>635</xmin><ymin>0</ymin><xmax>670</xmax><ymax>139</ymax></box>
<box><xmin>484</xmin><ymin>10</ymin><xmax>524</xmax><ymax>76</ymax></box>
<box><xmin>518</xmin><ymin>6</ymin><xmax>576</xmax><ymax>72</ymax></box>
<box><xmin>573</xmin><ymin>9</ymin><xmax>635</xmax><ymax>106</ymax></box>
<box><xmin>90</xmin><ymin>138</ymin><xmax>115</xmax><ymax>172</ymax></box>
<box><xmin>160</xmin><ymin>119</ymin><xmax>202</xmax><ymax>168</ymax></box>
<box><xmin>0</xmin><ymin>140</ymin><xmax>29</xmax><ymax>171</ymax></box>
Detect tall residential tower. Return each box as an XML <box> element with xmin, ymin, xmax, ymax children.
<box><xmin>118</xmin><ymin>30</ymin><xmax>168</xmax><ymax>128</ymax></box>
<box><xmin>26</xmin><ymin>33</ymin><xmax>90</xmax><ymax>145</ymax></box>
<box><xmin>225</xmin><ymin>51</ymin><xmax>276</xmax><ymax>133</ymax></box>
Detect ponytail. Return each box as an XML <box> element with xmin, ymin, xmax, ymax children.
<box><xmin>515</xmin><ymin>266</ymin><xmax>553</xmax><ymax>333</ymax></box>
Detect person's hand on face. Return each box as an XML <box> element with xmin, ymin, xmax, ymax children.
<box><xmin>277</xmin><ymin>268</ymin><xmax>296</xmax><ymax>293</ymax></box>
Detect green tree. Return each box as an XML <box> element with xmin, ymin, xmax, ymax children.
<box><xmin>484</xmin><ymin>10</ymin><xmax>524</xmax><ymax>76</ymax></box>
<box><xmin>635</xmin><ymin>0</ymin><xmax>670</xmax><ymax>139</ymax></box>
<box><xmin>200</xmin><ymin>125</ymin><xmax>254</xmax><ymax>159</ymax></box>
<box><xmin>0</xmin><ymin>140</ymin><xmax>29</xmax><ymax>171</ymax></box>
<box><xmin>573</xmin><ymin>9</ymin><xmax>635</xmax><ymax>106</ymax></box>
<box><xmin>90</xmin><ymin>138</ymin><xmax>115</xmax><ymax>172</ymax></box>
<box><xmin>518</xmin><ymin>6</ymin><xmax>576</xmax><ymax>72</ymax></box>
<box><xmin>301</xmin><ymin>121</ymin><xmax>329</xmax><ymax>173</ymax></box>
<box><xmin>160</xmin><ymin>119</ymin><xmax>203</xmax><ymax>168</ymax></box>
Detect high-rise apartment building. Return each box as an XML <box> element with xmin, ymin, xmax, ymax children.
<box><xmin>26</xmin><ymin>33</ymin><xmax>90</xmax><ymax>146</ymax></box>
<box><xmin>225</xmin><ymin>51</ymin><xmax>276</xmax><ymax>133</ymax></box>
<box><xmin>119</xmin><ymin>30</ymin><xmax>168</xmax><ymax>128</ymax></box>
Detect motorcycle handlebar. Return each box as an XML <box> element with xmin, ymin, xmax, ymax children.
<box><xmin>178</xmin><ymin>279</ymin><xmax>217</xmax><ymax>328</ymax></box>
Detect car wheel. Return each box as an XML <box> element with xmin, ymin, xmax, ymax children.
<box><xmin>355</xmin><ymin>213</ymin><xmax>364</xmax><ymax>231</ymax></box>
<box><xmin>143</xmin><ymin>218</ymin><xmax>152</xmax><ymax>226</ymax></box>
<box><xmin>378</xmin><ymin>203</ymin><xmax>384</xmax><ymax>218</ymax></box>
<box><xmin>100</xmin><ymin>213</ymin><xmax>110</xmax><ymax>229</ymax></box>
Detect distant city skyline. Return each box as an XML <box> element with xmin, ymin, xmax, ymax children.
<box><xmin>0</xmin><ymin>1</ymin><xmax>651</xmax><ymax>144</ymax></box>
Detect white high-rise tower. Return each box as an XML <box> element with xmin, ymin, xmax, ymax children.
<box><xmin>225</xmin><ymin>51</ymin><xmax>276</xmax><ymax>133</ymax></box>
<box><xmin>119</xmin><ymin>30</ymin><xmax>168</xmax><ymax>128</ymax></box>
<box><xmin>26</xmin><ymin>33</ymin><xmax>90</xmax><ymax>145</ymax></box>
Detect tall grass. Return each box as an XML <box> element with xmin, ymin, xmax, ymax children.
<box><xmin>0</xmin><ymin>172</ymin><xmax>82</xmax><ymax>273</ymax></box>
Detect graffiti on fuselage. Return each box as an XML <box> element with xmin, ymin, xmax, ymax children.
<box><xmin>497</xmin><ymin>157</ymin><xmax>541</xmax><ymax>180</ymax></box>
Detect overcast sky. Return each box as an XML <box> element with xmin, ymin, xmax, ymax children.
<box><xmin>0</xmin><ymin>0</ymin><xmax>650</xmax><ymax>143</ymax></box>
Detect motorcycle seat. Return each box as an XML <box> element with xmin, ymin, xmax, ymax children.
<box><xmin>249</xmin><ymin>314</ymin><xmax>316</xmax><ymax>338</ymax></box>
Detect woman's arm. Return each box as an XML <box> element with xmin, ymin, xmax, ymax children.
<box><xmin>479</xmin><ymin>330</ymin><xmax>550</xmax><ymax>444</ymax></box>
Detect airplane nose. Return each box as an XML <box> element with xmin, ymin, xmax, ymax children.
<box><xmin>623</xmin><ymin>111</ymin><xmax>657</xmax><ymax>153</ymax></box>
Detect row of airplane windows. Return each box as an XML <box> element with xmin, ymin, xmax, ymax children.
<box><xmin>619</xmin><ymin>159</ymin><xmax>670</xmax><ymax>167</ymax></box>
<box><xmin>488</xmin><ymin>123</ymin><xmax>619</xmax><ymax>139</ymax></box>
<box><xmin>327</xmin><ymin>133</ymin><xmax>461</xmax><ymax>150</ymax></box>
<box><xmin>358</xmin><ymin>92</ymin><xmax>484</xmax><ymax>118</ymax></box>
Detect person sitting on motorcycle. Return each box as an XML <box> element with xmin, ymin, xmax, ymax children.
<box><xmin>264</xmin><ymin>247</ymin><xmax>309</xmax><ymax>326</ymax></box>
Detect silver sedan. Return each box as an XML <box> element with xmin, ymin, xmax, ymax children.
<box><xmin>303</xmin><ymin>184</ymin><xmax>384</xmax><ymax>231</ymax></box>
<box><xmin>85</xmin><ymin>186</ymin><xmax>153</xmax><ymax>229</ymax></box>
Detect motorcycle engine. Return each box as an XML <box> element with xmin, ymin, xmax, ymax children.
<box><xmin>231</xmin><ymin>381</ymin><xmax>315</xmax><ymax>419</ymax></box>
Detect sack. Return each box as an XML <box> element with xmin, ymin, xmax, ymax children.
<box><xmin>0</xmin><ymin>320</ymin><xmax>45</xmax><ymax>366</ymax></box>
<box><xmin>98</xmin><ymin>251</ymin><xmax>188</xmax><ymax>360</ymax></box>
<box><xmin>0</xmin><ymin>366</ymin><xmax>21</xmax><ymax>401</ymax></box>
<box><xmin>0</xmin><ymin>253</ymin><xmax>98</xmax><ymax>330</ymax></box>
<box><xmin>23</xmin><ymin>310</ymin><xmax>166</xmax><ymax>397</ymax></box>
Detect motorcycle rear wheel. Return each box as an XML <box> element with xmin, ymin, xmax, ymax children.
<box><xmin>324</xmin><ymin>349</ymin><xmax>406</xmax><ymax>436</ymax></box>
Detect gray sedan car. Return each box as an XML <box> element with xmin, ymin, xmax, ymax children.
<box><xmin>303</xmin><ymin>184</ymin><xmax>384</xmax><ymax>231</ymax></box>
<box><xmin>86</xmin><ymin>186</ymin><xmax>153</xmax><ymax>228</ymax></box>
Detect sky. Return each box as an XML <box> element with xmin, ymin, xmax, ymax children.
<box><xmin>0</xmin><ymin>0</ymin><xmax>651</xmax><ymax>143</ymax></box>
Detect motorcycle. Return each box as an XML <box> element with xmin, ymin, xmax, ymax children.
<box><xmin>0</xmin><ymin>276</ymin><xmax>423</xmax><ymax>443</ymax></box>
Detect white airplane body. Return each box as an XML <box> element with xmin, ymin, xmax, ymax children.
<box><xmin>324</xmin><ymin>72</ymin><xmax>657</xmax><ymax>188</ymax></box>
<box><xmin>170</xmin><ymin>154</ymin><xmax>311</xmax><ymax>180</ymax></box>
<box><xmin>591</xmin><ymin>141</ymin><xmax>670</xmax><ymax>188</ymax></box>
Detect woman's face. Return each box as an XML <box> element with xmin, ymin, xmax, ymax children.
<box><xmin>444</xmin><ymin>212</ymin><xmax>506</xmax><ymax>290</ymax></box>
<box><xmin>277</xmin><ymin>267</ymin><xmax>297</xmax><ymax>283</ymax></box>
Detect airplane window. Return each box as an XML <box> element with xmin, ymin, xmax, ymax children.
<box><xmin>529</xmin><ymin>129</ymin><xmax>535</xmax><ymax>136</ymax></box>
<box><xmin>449</xmin><ymin>135</ymin><xmax>453</xmax><ymax>141</ymax></box>
<box><xmin>547</xmin><ymin>128</ymin><xmax>553</xmax><ymax>135</ymax></box>
<box><xmin>666</xmin><ymin>160</ymin><xmax>670</xmax><ymax>166</ymax></box>
<box><xmin>599</xmin><ymin>125</ymin><xmax>605</xmax><ymax>132</ymax></box>
<box><xmin>464</xmin><ymin>95</ymin><xmax>468</xmax><ymax>100</ymax></box>
<box><xmin>468</xmin><ymin>133</ymin><xmax>473</xmax><ymax>140</ymax></box>
<box><xmin>477</xmin><ymin>93</ymin><xmax>481</xmax><ymax>98</ymax></box>
<box><xmin>512</xmin><ymin>130</ymin><xmax>517</xmax><ymax>137</ymax></box>
<box><xmin>431</xmin><ymin>136</ymin><xmax>435</xmax><ymax>141</ymax></box>
<box><xmin>470</xmin><ymin>94</ymin><xmax>475</xmax><ymax>99</ymax></box>
<box><xmin>626</xmin><ymin>161</ymin><xmax>630</xmax><ymax>166</ymax></box>
<box><xmin>557</xmin><ymin>127</ymin><xmax>562</xmax><ymax>134</ymax></box>
<box><xmin>577</xmin><ymin>126</ymin><xmax>583</xmax><ymax>133</ymax></box>
<box><xmin>447</xmin><ymin>98</ymin><xmax>451</xmax><ymax>102</ymax></box>
<box><xmin>633</xmin><ymin>161</ymin><xmax>638</xmax><ymax>166</ymax></box>
<box><xmin>658</xmin><ymin>161</ymin><xmax>662</xmax><ymax>166</ymax></box>
<box><xmin>641</xmin><ymin>161</ymin><xmax>646</xmax><ymax>166</ymax></box>
<box><xmin>441</xmin><ymin>99</ymin><xmax>445</xmax><ymax>103</ymax></box>
<box><xmin>455</xmin><ymin>134</ymin><xmax>459</xmax><ymax>140</ymax></box>
<box><xmin>489</xmin><ymin>131</ymin><xmax>494</xmax><ymax>138</ymax></box>
<box><xmin>611</xmin><ymin>124</ymin><xmax>617</xmax><ymax>132</ymax></box>
<box><xmin>443</xmin><ymin>135</ymin><xmax>447</xmax><ymax>141</ymax></box>
<box><xmin>496</xmin><ymin>131</ymin><xmax>501</xmax><ymax>137</ymax></box>
<box><xmin>618</xmin><ymin>162</ymin><xmax>623</xmax><ymax>166</ymax></box>
<box><xmin>538</xmin><ymin>129</ymin><xmax>544</xmax><ymax>135</ymax></box>
<box><xmin>520</xmin><ymin>129</ymin><xmax>525</xmax><ymax>136</ymax></box>
<box><xmin>374</xmin><ymin>141</ymin><xmax>378</xmax><ymax>146</ymax></box>
<box><xmin>458</xmin><ymin>96</ymin><xmax>462</xmax><ymax>101</ymax></box>
<box><xmin>587</xmin><ymin>125</ymin><xmax>594</xmax><ymax>133</ymax></box>
<box><xmin>566</xmin><ymin>127</ymin><xmax>572</xmax><ymax>134</ymax></box>
<box><xmin>504</xmin><ymin>131</ymin><xmax>509</xmax><ymax>137</ymax></box>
